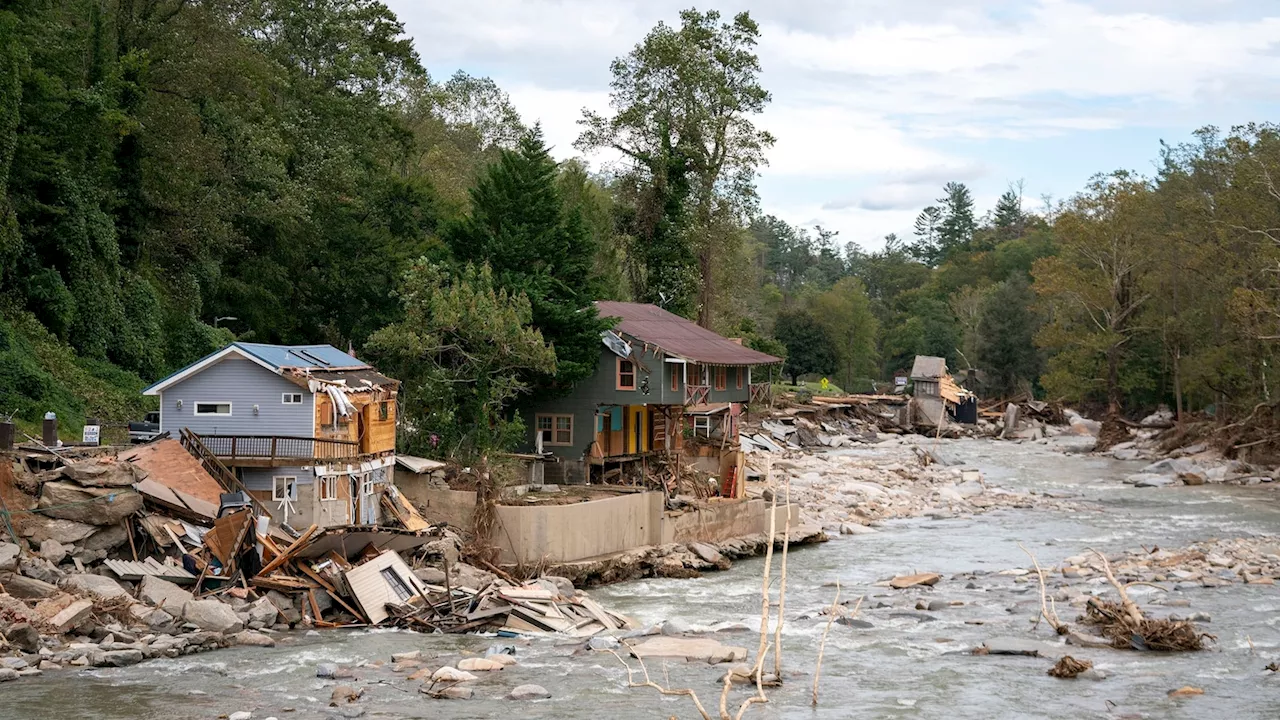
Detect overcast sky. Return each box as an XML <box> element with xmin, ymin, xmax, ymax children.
<box><xmin>384</xmin><ymin>0</ymin><xmax>1280</xmax><ymax>251</ymax></box>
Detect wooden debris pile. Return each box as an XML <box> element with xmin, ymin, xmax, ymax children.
<box><xmin>385</xmin><ymin>576</ymin><xmax>635</xmax><ymax>636</ymax></box>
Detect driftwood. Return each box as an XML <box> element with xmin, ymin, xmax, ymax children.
<box><xmin>1083</xmin><ymin>549</ymin><xmax>1208</xmax><ymax>651</ymax></box>
<box><xmin>1048</xmin><ymin>655</ymin><xmax>1093</xmax><ymax>678</ymax></box>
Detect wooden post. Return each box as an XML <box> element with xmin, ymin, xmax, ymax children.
<box><xmin>271</xmin><ymin>436</ymin><xmax>278</xmax><ymax>463</ymax></box>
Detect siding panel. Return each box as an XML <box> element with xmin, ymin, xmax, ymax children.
<box><xmin>159</xmin><ymin>357</ymin><xmax>314</xmax><ymax>437</ymax></box>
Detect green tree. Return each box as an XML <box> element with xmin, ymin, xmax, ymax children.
<box><xmin>909</xmin><ymin>206</ymin><xmax>943</xmax><ymax>265</ymax></box>
<box><xmin>577</xmin><ymin>8</ymin><xmax>774</xmax><ymax>325</ymax></box>
<box><xmin>774</xmin><ymin>308</ymin><xmax>838</xmax><ymax>385</ymax></box>
<box><xmin>938</xmin><ymin>181</ymin><xmax>977</xmax><ymax>259</ymax></box>
<box><xmin>446</xmin><ymin>128</ymin><xmax>612</xmax><ymax>394</ymax></box>
<box><xmin>809</xmin><ymin>277</ymin><xmax>879</xmax><ymax>391</ymax></box>
<box><xmin>977</xmin><ymin>276</ymin><xmax>1040</xmax><ymax>396</ymax></box>
<box><xmin>366</xmin><ymin>262</ymin><xmax>556</xmax><ymax>460</ymax></box>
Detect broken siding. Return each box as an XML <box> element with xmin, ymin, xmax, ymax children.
<box><xmin>159</xmin><ymin>356</ymin><xmax>314</xmax><ymax>437</ymax></box>
<box><xmin>345</xmin><ymin>551</ymin><xmax>425</xmax><ymax>624</ymax></box>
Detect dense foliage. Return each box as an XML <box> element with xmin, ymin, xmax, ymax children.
<box><xmin>7</xmin><ymin>3</ymin><xmax>1280</xmax><ymax>443</ymax></box>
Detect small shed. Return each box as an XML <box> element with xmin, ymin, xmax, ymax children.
<box><xmin>909</xmin><ymin>356</ymin><xmax>947</xmax><ymax>398</ymax></box>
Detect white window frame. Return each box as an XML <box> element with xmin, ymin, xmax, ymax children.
<box><xmin>360</xmin><ymin>475</ymin><xmax>375</xmax><ymax>497</ymax></box>
<box><xmin>693</xmin><ymin>416</ymin><xmax>711</xmax><ymax>437</ymax></box>
<box><xmin>535</xmin><ymin>413</ymin><xmax>573</xmax><ymax>446</ymax></box>
<box><xmin>194</xmin><ymin>401</ymin><xmax>232</xmax><ymax>416</ymax></box>
<box><xmin>318</xmin><ymin>475</ymin><xmax>337</xmax><ymax>501</ymax></box>
<box><xmin>282</xmin><ymin>393</ymin><xmax>303</xmax><ymax>404</ymax></box>
<box><xmin>272</xmin><ymin>476</ymin><xmax>297</xmax><ymax>501</ymax></box>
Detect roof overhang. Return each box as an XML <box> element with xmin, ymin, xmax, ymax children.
<box><xmin>142</xmin><ymin>345</ymin><xmax>281</xmax><ymax>396</ymax></box>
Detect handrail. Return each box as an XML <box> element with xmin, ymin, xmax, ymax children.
<box><xmin>179</xmin><ymin>429</ymin><xmax>272</xmax><ymax>518</ymax></box>
<box><xmin>685</xmin><ymin>384</ymin><xmax>711</xmax><ymax>406</ymax></box>
<box><xmin>198</xmin><ymin>434</ymin><xmax>362</xmax><ymax>463</ymax></box>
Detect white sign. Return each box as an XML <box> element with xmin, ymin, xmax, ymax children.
<box><xmin>82</xmin><ymin>425</ymin><xmax>101</xmax><ymax>445</ymax></box>
<box><xmin>894</xmin><ymin>376</ymin><xmax>908</xmax><ymax>386</ymax></box>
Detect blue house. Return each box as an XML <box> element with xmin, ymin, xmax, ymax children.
<box><xmin>143</xmin><ymin>342</ymin><xmax>399</xmax><ymax>528</ymax></box>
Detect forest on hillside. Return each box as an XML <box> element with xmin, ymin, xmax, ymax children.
<box><xmin>5</xmin><ymin>2</ymin><xmax>1280</xmax><ymax>458</ymax></box>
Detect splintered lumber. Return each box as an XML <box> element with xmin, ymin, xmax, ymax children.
<box><xmin>380</xmin><ymin>485</ymin><xmax>431</xmax><ymax>532</ymax></box>
<box><xmin>578</xmin><ymin>597</ymin><xmax>619</xmax><ymax>631</ymax></box>
<box><xmin>204</xmin><ymin>511</ymin><xmax>254</xmax><ymax>565</ymax></box>
<box><xmin>296</xmin><ymin>562</ymin><xmax>368</xmax><ymax>623</ymax></box>
<box><xmin>257</xmin><ymin>523</ymin><xmax>319</xmax><ymax>575</ymax></box>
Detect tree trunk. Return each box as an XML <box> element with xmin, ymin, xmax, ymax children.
<box><xmin>1173</xmin><ymin>344</ymin><xmax>1183</xmax><ymax>422</ymax></box>
<box><xmin>1106</xmin><ymin>342</ymin><xmax>1122</xmax><ymax>417</ymax></box>
<box><xmin>698</xmin><ymin>244</ymin><xmax>713</xmax><ymax>328</ymax></box>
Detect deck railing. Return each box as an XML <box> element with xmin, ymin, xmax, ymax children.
<box><xmin>197</xmin><ymin>434</ymin><xmax>361</xmax><ymax>465</ymax></box>
<box><xmin>748</xmin><ymin>382</ymin><xmax>772</xmax><ymax>406</ymax></box>
<box><xmin>178</xmin><ymin>429</ymin><xmax>273</xmax><ymax>518</ymax></box>
<box><xmin>685</xmin><ymin>384</ymin><xmax>711</xmax><ymax>406</ymax></box>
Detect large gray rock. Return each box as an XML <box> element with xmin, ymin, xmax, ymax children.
<box><xmin>38</xmin><ymin>482</ymin><xmax>143</xmax><ymax>525</ymax></box>
<box><xmin>265</xmin><ymin>591</ymin><xmax>300</xmax><ymax>624</ymax></box>
<box><xmin>628</xmin><ymin>636</ymin><xmax>747</xmax><ymax>663</ymax></box>
<box><xmin>232</xmin><ymin>630</ymin><xmax>276</xmax><ymax>647</ymax></box>
<box><xmin>0</xmin><ymin>668</ymin><xmax>18</xmax><ymax>682</ymax></box>
<box><xmin>687</xmin><ymin>543</ymin><xmax>730</xmax><ymax>570</ymax></box>
<box><xmin>507</xmin><ymin>684</ymin><xmax>551</xmax><ymax>700</ymax></box>
<box><xmin>246</xmin><ymin>597</ymin><xmax>279</xmax><ymax>626</ymax></box>
<box><xmin>182</xmin><ymin>599</ymin><xmax>244</xmax><ymax>634</ymax></box>
<box><xmin>59</xmin><ymin>461</ymin><xmax>141</xmax><ymax>488</ymax></box>
<box><xmin>4</xmin><ymin>623</ymin><xmax>40</xmax><ymax>653</ymax></box>
<box><xmin>139</xmin><ymin>576</ymin><xmax>193</xmax><ymax>611</ymax></box>
<box><xmin>982</xmin><ymin>637</ymin><xmax>1062</xmax><ymax>656</ymax></box>
<box><xmin>2</xmin><ymin>574</ymin><xmax>59</xmax><ymax>599</ymax></box>
<box><xmin>81</xmin><ymin>524</ymin><xmax>130</xmax><ymax>552</ymax></box>
<box><xmin>99</xmin><ymin>649</ymin><xmax>144</xmax><ymax>667</ymax></box>
<box><xmin>18</xmin><ymin>557</ymin><xmax>62</xmax><ymax>584</ymax></box>
<box><xmin>1129</xmin><ymin>474</ymin><xmax>1176</xmax><ymax>488</ymax></box>
<box><xmin>541</xmin><ymin>575</ymin><xmax>576</xmax><ymax>598</ymax></box>
<box><xmin>61</xmin><ymin>573</ymin><xmax>129</xmax><ymax>601</ymax></box>
<box><xmin>0</xmin><ymin>542</ymin><xmax>19</xmax><ymax>572</ymax></box>
<box><xmin>39</xmin><ymin>539</ymin><xmax>67</xmax><ymax>565</ymax></box>
<box><xmin>22</xmin><ymin>517</ymin><xmax>98</xmax><ymax>545</ymax></box>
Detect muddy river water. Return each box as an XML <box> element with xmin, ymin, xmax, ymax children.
<box><xmin>5</xmin><ymin>438</ymin><xmax>1280</xmax><ymax>719</ymax></box>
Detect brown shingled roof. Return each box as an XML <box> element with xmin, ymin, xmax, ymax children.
<box><xmin>595</xmin><ymin>301</ymin><xmax>782</xmax><ymax>365</ymax></box>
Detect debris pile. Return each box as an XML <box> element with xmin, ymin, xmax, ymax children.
<box><xmin>388</xmin><ymin>577</ymin><xmax>633</xmax><ymax>636</ymax></box>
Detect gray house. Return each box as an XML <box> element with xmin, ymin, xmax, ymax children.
<box><xmin>143</xmin><ymin>342</ymin><xmax>399</xmax><ymax>528</ymax></box>
<box><xmin>523</xmin><ymin>301</ymin><xmax>782</xmax><ymax>485</ymax></box>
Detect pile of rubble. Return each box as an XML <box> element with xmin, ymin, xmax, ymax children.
<box><xmin>746</xmin><ymin>437</ymin><xmax>1089</xmax><ymax>535</ymax></box>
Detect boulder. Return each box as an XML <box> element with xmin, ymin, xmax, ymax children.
<box><xmin>229</xmin><ymin>712</ymin><xmax>253</xmax><ymax>720</ymax></box>
<box><xmin>182</xmin><ymin>599</ymin><xmax>244</xmax><ymax>633</ymax></box>
<box><xmin>316</xmin><ymin>663</ymin><xmax>339</xmax><ymax>678</ymax></box>
<box><xmin>508</xmin><ymin>684</ymin><xmax>551</xmax><ymax>700</ymax></box>
<box><xmin>61</xmin><ymin>573</ymin><xmax>129</xmax><ymax>601</ymax></box>
<box><xmin>23</xmin><ymin>518</ymin><xmax>98</xmax><ymax>545</ymax></box>
<box><xmin>982</xmin><ymin>637</ymin><xmax>1062</xmax><ymax>656</ymax></box>
<box><xmin>889</xmin><ymin>573</ymin><xmax>941</xmax><ymax>589</ymax></box>
<box><xmin>0</xmin><ymin>668</ymin><xmax>18</xmax><ymax>682</ymax></box>
<box><xmin>4</xmin><ymin>623</ymin><xmax>41</xmax><ymax>653</ymax></box>
<box><xmin>628</xmin><ymin>636</ymin><xmax>747</xmax><ymax>664</ymax></box>
<box><xmin>391</xmin><ymin>650</ymin><xmax>421</xmax><ymax>663</ymax></box>
<box><xmin>0</xmin><ymin>542</ymin><xmax>18</xmax><ymax>572</ymax></box>
<box><xmin>3</xmin><ymin>574</ymin><xmax>59</xmax><ymax>599</ymax></box>
<box><xmin>541</xmin><ymin>575</ymin><xmax>576</xmax><ymax>597</ymax></box>
<box><xmin>139</xmin><ymin>576</ymin><xmax>194</xmax><ymax>611</ymax></box>
<box><xmin>232</xmin><ymin>631</ymin><xmax>276</xmax><ymax>647</ymax></box>
<box><xmin>431</xmin><ymin>666</ymin><xmax>478</xmax><ymax>683</ymax></box>
<box><xmin>18</xmin><ymin>557</ymin><xmax>62</xmax><ymax>584</ymax></box>
<box><xmin>99</xmin><ymin>649</ymin><xmax>144</xmax><ymax>667</ymax></box>
<box><xmin>457</xmin><ymin>657</ymin><xmax>504</xmax><ymax>672</ymax></box>
<box><xmin>246</xmin><ymin>597</ymin><xmax>279</xmax><ymax>626</ymax></box>
<box><xmin>37</xmin><ymin>482</ymin><xmax>143</xmax><ymax>525</ymax></box>
<box><xmin>412</xmin><ymin>567</ymin><xmax>446</xmax><ymax>585</ymax></box>
<box><xmin>81</xmin><ymin>524</ymin><xmax>130</xmax><ymax>552</ymax></box>
<box><xmin>48</xmin><ymin>598</ymin><xmax>94</xmax><ymax>633</ymax></box>
<box><xmin>38</xmin><ymin>539</ymin><xmax>67</xmax><ymax>565</ymax></box>
<box><xmin>265</xmin><ymin>591</ymin><xmax>301</xmax><ymax>624</ymax></box>
<box><xmin>59</xmin><ymin>461</ymin><xmax>141</xmax><ymax>488</ymax></box>
<box><xmin>687</xmin><ymin>543</ymin><xmax>730</xmax><ymax>570</ymax></box>
<box><xmin>1129</xmin><ymin>474</ymin><xmax>1176</xmax><ymax>488</ymax></box>
<box><xmin>431</xmin><ymin>686</ymin><xmax>473</xmax><ymax>700</ymax></box>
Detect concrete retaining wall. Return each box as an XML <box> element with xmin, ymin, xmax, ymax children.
<box><xmin>401</xmin><ymin>487</ymin><xmax>787</xmax><ymax>564</ymax></box>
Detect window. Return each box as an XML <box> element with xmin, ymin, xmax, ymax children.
<box><xmin>714</xmin><ymin>366</ymin><xmax>727</xmax><ymax>391</ymax></box>
<box><xmin>318</xmin><ymin>475</ymin><xmax>337</xmax><ymax>501</ymax></box>
<box><xmin>617</xmin><ymin>358</ymin><xmax>636</xmax><ymax>390</ymax></box>
<box><xmin>194</xmin><ymin>402</ymin><xmax>232</xmax><ymax>416</ymax></box>
<box><xmin>282</xmin><ymin>393</ymin><xmax>303</xmax><ymax>404</ymax></box>
<box><xmin>670</xmin><ymin>365</ymin><xmax>680</xmax><ymax>391</ymax></box>
<box><xmin>378</xmin><ymin>401</ymin><xmax>389</xmax><ymax>421</ymax></box>
<box><xmin>736</xmin><ymin>367</ymin><xmax>743</xmax><ymax>390</ymax></box>
<box><xmin>380</xmin><ymin>567</ymin><xmax>414</xmax><ymax>602</ymax></box>
<box><xmin>535</xmin><ymin>414</ymin><xmax>573</xmax><ymax>446</ymax></box>
<box><xmin>693</xmin><ymin>416</ymin><xmax>711</xmax><ymax>437</ymax></box>
<box><xmin>360</xmin><ymin>475</ymin><xmax>375</xmax><ymax>497</ymax></box>
<box><xmin>272</xmin><ymin>476</ymin><xmax>297</xmax><ymax>501</ymax></box>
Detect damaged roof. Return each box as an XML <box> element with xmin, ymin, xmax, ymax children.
<box><xmin>910</xmin><ymin>355</ymin><xmax>947</xmax><ymax>380</ymax></box>
<box><xmin>144</xmin><ymin>342</ymin><xmax>393</xmax><ymax>396</ymax></box>
<box><xmin>595</xmin><ymin>301</ymin><xmax>782</xmax><ymax>366</ymax></box>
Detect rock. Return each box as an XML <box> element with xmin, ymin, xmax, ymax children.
<box><xmin>406</xmin><ymin>668</ymin><xmax>433</xmax><ymax>681</ymax></box>
<box><xmin>61</xmin><ymin>573</ymin><xmax>129</xmax><ymax>601</ymax></box>
<box><xmin>329</xmin><ymin>685</ymin><xmax>362</xmax><ymax>705</ymax></box>
<box><xmin>487</xmin><ymin>654</ymin><xmax>517</xmax><ymax>667</ymax></box>
<box><xmin>926</xmin><ymin>600</ymin><xmax>948</xmax><ymax>611</ymax></box>
<box><xmin>59</xmin><ymin>461</ymin><xmax>141</xmax><ymax>488</ymax></box>
<box><xmin>1168</xmin><ymin>686</ymin><xmax>1204</xmax><ymax>697</ymax></box>
<box><xmin>587</xmin><ymin>636</ymin><xmax>621</xmax><ymax>651</ymax></box>
<box><xmin>628</xmin><ymin>636</ymin><xmax>747</xmax><ymax>664</ymax></box>
<box><xmin>1128</xmin><ymin>474</ymin><xmax>1175</xmax><ymax>488</ymax></box>
<box><xmin>1079</xmin><ymin>668</ymin><xmax>1108</xmax><ymax>681</ymax></box>
<box><xmin>412</xmin><ymin>567</ymin><xmax>446</xmax><ymax>585</ymax></box>
<box><xmin>246</xmin><ymin>597</ymin><xmax>278</xmax><ymax>626</ymax></box>
<box><xmin>0</xmin><ymin>668</ymin><xmax>18</xmax><ymax>682</ymax></box>
<box><xmin>982</xmin><ymin>637</ymin><xmax>1060</xmax><ymax>656</ymax></box>
<box><xmin>428</xmin><ymin>686</ymin><xmax>473</xmax><ymax>699</ymax></box>
<box><xmin>39</xmin><ymin>539</ymin><xmax>67</xmax><ymax>565</ymax></box>
<box><xmin>2</xmin><ymin>657</ymin><xmax>29</xmax><ymax>669</ymax></box>
<box><xmin>661</xmin><ymin>618</ymin><xmax>691</xmax><ymax>636</ymax></box>
<box><xmin>139</xmin><ymin>576</ymin><xmax>194</xmax><ymax>611</ymax></box>
<box><xmin>390</xmin><ymin>650</ymin><xmax>421</xmax><ymax>663</ymax></box>
<box><xmin>1179</xmin><ymin>472</ymin><xmax>1207</xmax><ymax>486</ymax></box>
<box><xmin>687</xmin><ymin>543</ymin><xmax>730</xmax><ymax>570</ymax></box>
<box><xmin>37</xmin><ymin>481</ymin><xmax>143</xmax><ymax>525</ymax></box>
<box><xmin>541</xmin><ymin>575</ymin><xmax>576</xmax><ymax>597</ymax></box>
<box><xmin>835</xmin><ymin>617</ymin><xmax>873</xmax><ymax>629</ymax></box>
<box><xmin>317</xmin><ymin>663</ymin><xmax>339</xmax><ymax>678</ymax></box>
<box><xmin>508</xmin><ymin>684</ymin><xmax>551</xmax><ymax>700</ymax></box>
<box><xmin>229</xmin><ymin>713</ymin><xmax>252</xmax><ymax>720</ymax></box>
<box><xmin>889</xmin><ymin>573</ymin><xmax>941</xmax><ymax>589</ymax></box>
<box><xmin>839</xmin><ymin>523</ymin><xmax>877</xmax><ymax>535</ymax></box>
<box><xmin>4</xmin><ymin>622</ymin><xmax>41</xmax><ymax>653</ymax></box>
<box><xmin>265</xmin><ymin>590</ymin><xmax>301</xmax><ymax>624</ymax></box>
<box><xmin>457</xmin><ymin>657</ymin><xmax>504</xmax><ymax>671</ymax></box>
<box><xmin>3</xmin><ymin>574</ymin><xmax>60</xmax><ymax>599</ymax></box>
<box><xmin>38</xmin><ymin>660</ymin><xmax>61</xmax><ymax>670</ymax></box>
<box><xmin>0</xmin><ymin>542</ymin><xmax>18</xmax><ymax>572</ymax></box>
<box><xmin>49</xmin><ymin>598</ymin><xmax>94</xmax><ymax>633</ymax></box>
<box><xmin>431</xmin><ymin>666</ymin><xmax>477</xmax><ymax>682</ymax></box>
<box><xmin>100</xmin><ymin>649</ymin><xmax>144</xmax><ymax>667</ymax></box>
<box><xmin>23</xmin><ymin>517</ymin><xmax>98</xmax><ymax>545</ymax></box>
<box><xmin>18</xmin><ymin>557</ymin><xmax>61</xmax><ymax>584</ymax></box>
<box><xmin>81</xmin><ymin>524</ymin><xmax>130</xmax><ymax>552</ymax></box>
<box><xmin>232</xmin><ymin>631</ymin><xmax>276</xmax><ymax>647</ymax></box>
<box><xmin>182</xmin><ymin>599</ymin><xmax>244</xmax><ymax>633</ymax></box>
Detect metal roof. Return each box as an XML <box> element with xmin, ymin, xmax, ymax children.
<box><xmin>234</xmin><ymin>342</ymin><xmax>366</xmax><ymax>370</ymax></box>
<box><xmin>910</xmin><ymin>355</ymin><xmax>947</xmax><ymax>380</ymax></box>
<box><xmin>594</xmin><ymin>301</ymin><xmax>782</xmax><ymax>366</ymax></box>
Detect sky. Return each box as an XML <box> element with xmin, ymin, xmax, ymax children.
<box><xmin>384</xmin><ymin>0</ymin><xmax>1280</xmax><ymax>252</ymax></box>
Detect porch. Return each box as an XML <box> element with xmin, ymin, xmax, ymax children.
<box><xmin>197</xmin><ymin>434</ymin><xmax>374</xmax><ymax>467</ymax></box>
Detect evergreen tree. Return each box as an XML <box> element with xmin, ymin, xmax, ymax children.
<box><xmin>937</xmin><ymin>182</ymin><xmax>977</xmax><ymax>259</ymax></box>
<box><xmin>446</xmin><ymin>127</ymin><xmax>612</xmax><ymax>394</ymax></box>
<box><xmin>977</xmin><ymin>276</ymin><xmax>1040</xmax><ymax>396</ymax></box>
<box><xmin>775</xmin><ymin>308</ymin><xmax>838</xmax><ymax>384</ymax></box>
<box><xmin>910</xmin><ymin>206</ymin><xmax>943</xmax><ymax>265</ymax></box>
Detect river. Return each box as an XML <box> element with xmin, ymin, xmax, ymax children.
<box><xmin>6</xmin><ymin>438</ymin><xmax>1280</xmax><ymax>719</ymax></box>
